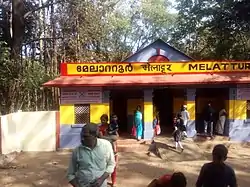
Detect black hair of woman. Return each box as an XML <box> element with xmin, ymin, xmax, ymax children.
<box><xmin>100</xmin><ymin>114</ymin><xmax>109</xmax><ymax>121</ymax></box>
<box><xmin>170</xmin><ymin>172</ymin><xmax>187</xmax><ymax>187</ymax></box>
<box><xmin>136</xmin><ymin>105</ymin><xmax>141</xmax><ymax>111</ymax></box>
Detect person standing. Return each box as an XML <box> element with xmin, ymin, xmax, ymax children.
<box><xmin>203</xmin><ymin>102</ymin><xmax>215</xmax><ymax>137</ymax></box>
<box><xmin>180</xmin><ymin>105</ymin><xmax>190</xmax><ymax>137</ymax></box>
<box><xmin>99</xmin><ymin>114</ymin><xmax>119</xmax><ymax>187</ymax></box>
<box><xmin>172</xmin><ymin>115</ymin><xmax>184</xmax><ymax>152</ymax></box>
<box><xmin>134</xmin><ymin>105</ymin><xmax>143</xmax><ymax>141</ymax></box>
<box><xmin>67</xmin><ymin>123</ymin><xmax>115</xmax><ymax>187</ymax></box>
<box><xmin>196</xmin><ymin>144</ymin><xmax>237</xmax><ymax>187</ymax></box>
<box><xmin>105</xmin><ymin>114</ymin><xmax>119</xmax><ymax>154</ymax></box>
<box><xmin>216</xmin><ymin>108</ymin><xmax>227</xmax><ymax>135</ymax></box>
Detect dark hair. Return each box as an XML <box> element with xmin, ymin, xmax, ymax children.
<box><xmin>136</xmin><ymin>105</ymin><xmax>141</xmax><ymax>110</ymax></box>
<box><xmin>112</xmin><ymin>114</ymin><xmax>117</xmax><ymax>118</ymax></box>
<box><xmin>170</xmin><ymin>172</ymin><xmax>187</xmax><ymax>187</ymax></box>
<box><xmin>81</xmin><ymin>123</ymin><xmax>99</xmax><ymax>137</ymax></box>
<box><xmin>100</xmin><ymin>114</ymin><xmax>108</xmax><ymax>121</ymax></box>
<box><xmin>212</xmin><ymin>144</ymin><xmax>228</xmax><ymax>161</ymax></box>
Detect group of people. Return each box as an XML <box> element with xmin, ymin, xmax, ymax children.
<box><xmin>202</xmin><ymin>102</ymin><xmax>227</xmax><ymax>137</ymax></box>
<box><xmin>66</xmin><ymin>114</ymin><xmax>120</xmax><ymax>187</ymax></box>
<box><xmin>147</xmin><ymin>144</ymin><xmax>237</xmax><ymax>187</ymax></box>
<box><xmin>65</xmin><ymin>103</ymin><xmax>231</xmax><ymax>187</ymax></box>
<box><xmin>66</xmin><ymin>121</ymin><xmax>237</xmax><ymax>187</ymax></box>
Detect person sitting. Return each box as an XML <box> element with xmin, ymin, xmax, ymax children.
<box><xmin>106</xmin><ymin>114</ymin><xmax>119</xmax><ymax>154</ymax></box>
<box><xmin>147</xmin><ymin>172</ymin><xmax>187</xmax><ymax>187</ymax></box>
<box><xmin>196</xmin><ymin>144</ymin><xmax>237</xmax><ymax>187</ymax></box>
<box><xmin>99</xmin><ymin>114</ymin><xmax>109</xmax><ymax>136</ymax></box>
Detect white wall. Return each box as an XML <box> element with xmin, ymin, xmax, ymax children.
<box><xmin>1</xmin><ymin>111</ymin><xmax>57</xmax><ymax>154</ymax></box>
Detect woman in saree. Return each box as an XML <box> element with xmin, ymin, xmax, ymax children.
<box><xmin>134</xmin><ymin>105</ymin><xmax>143</xmax><ymax>140</ymax></box>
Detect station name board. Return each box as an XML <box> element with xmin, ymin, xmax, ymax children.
<box><xmin>61</xmin><ymin>61</ymin><xmax>250</xmax><ymax>76</ymax></box>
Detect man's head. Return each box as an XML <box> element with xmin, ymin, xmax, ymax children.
<box><xmin>80</xmin><ymin>123</ymin><xmax>99</xmax><ymax>147</ymax></box>
<box><xmin>170</xmin><ymin>172</ymin><xmax>187</xmax><ymax>187</ymax></box>
<box><xmin>212</xmin><ymin>144</ymin><xmax>228</xmax><ymax>162</ymax></box>
<box><xmin>111</xmin><ymin>114</ymin><xmax>118</xmax><ymax>122</ymax></box>
<box><xmin>182</xmin><ymin>105</ymin><xmax>187</xmax><ymax>110</ymax></box>
<box><xmin>100</xmin><ymin>114</ymin><xmax>108</xmax><ymax>124</ymax></box>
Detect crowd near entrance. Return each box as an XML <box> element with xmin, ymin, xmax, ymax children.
<box><xmin>153</xmin><ymin>88</ymin><xmax>185</xmax><ymax>134</ymax></box>
<box><xmin>195</xmin><ymin>87</ymin><xmax>229</xmax><ymax>135</ymax></box>
<box><xmin>110</xmin><ymin>89</ymin><xmax>143</xmax><ymax>135</ymax></box>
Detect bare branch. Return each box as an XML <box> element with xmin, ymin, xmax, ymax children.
<box><xmin>24</xmin><ymin>0</ymin><xmax>63</xmax><ymax>19</ymax></box>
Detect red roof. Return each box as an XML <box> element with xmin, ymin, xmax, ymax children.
<box><xmin>43</xmin><ymin>73</ymin><xmax>250</xmax><ymax>87</ymax></box>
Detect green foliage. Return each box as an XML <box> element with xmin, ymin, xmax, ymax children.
<box><xmin>1</xmin><ymin>0</ymin><xmax>250</xmax><ymax>113</ymax></box>
<box><xmin>171</xmin><ymin>0</ymin><xmax>250</xmax><ymax>60</ymax></box>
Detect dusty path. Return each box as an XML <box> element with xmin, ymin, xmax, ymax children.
<box><xmin>0</xmin><ymin>139</ymin><xmax>250</xmax><ymax>187</ymax></box>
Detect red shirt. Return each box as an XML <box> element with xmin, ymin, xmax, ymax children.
<box><xmin>99</xmin><ymin>124</ymin><xmax>108</xmax><ymax>135</ymax></box>
<box><xmin>158</xmin><ymin>174</ymin><xmax>171</xmax><ymax>185</ymax></box>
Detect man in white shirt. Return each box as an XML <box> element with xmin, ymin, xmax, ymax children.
<box><xmin>67</xmin><ymin>123</ymin><xmax>115</xmax><ymax>187</ymax></box>
<box><xmin>180</xmin><ymin>105</ymin><xmax>190</xmax><ymax>137</ymax></box>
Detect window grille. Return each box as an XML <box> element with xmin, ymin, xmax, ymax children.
<box><xmin>74</xmin><ymin>104</ymin><xmax>90</xmax><ymax>124</ymax></box>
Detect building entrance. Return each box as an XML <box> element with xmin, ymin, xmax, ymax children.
<box><xmin>110</xmin><ymin>89</ymin><xmax>143</xmax><ymax>135</ymax></box>
<box><xmin>153</xmin><ymin>88</ymin><xmax>185</xmax><ymax>133</ymax></box>
<box><xmin>195</xmin><ymin>87</ymin><xmax>229</xmax><ymax>134</ymax></box>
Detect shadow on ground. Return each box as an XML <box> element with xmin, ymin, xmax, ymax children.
<box><xmin>0</xmin><ymin>138</ymin><xmax>250</xmax><ymax>187</ymax></box>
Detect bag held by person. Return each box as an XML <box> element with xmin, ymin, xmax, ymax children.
<box><xmin>155</xmin><ymin>124</ymin><xmax>161</xmax><ymax>135</ymax></box>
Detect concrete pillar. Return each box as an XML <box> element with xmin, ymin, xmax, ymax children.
<box><xmin>229</xmin><ymin>87</ymin><xmax>248</xmax><ymax>140</ymax></box>
<box><xmin>143</xmin><ymin>89</ymin><xmax>154</xmax><ymax>140</ymax></box>
<box><xmin>186</xmin><ymin>88</ymin><xmax>196</xmax><ymax>137</ymax></box>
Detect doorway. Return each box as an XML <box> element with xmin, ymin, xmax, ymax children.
<box><xmin>110</xmin><ymin>89</ymin><xmax>143</xmax><ymax>134</ymax></box>
<box><xmin>195</xmin><ymin>88</ymin><xmax>229</xmax><ymax>133</ymax></box>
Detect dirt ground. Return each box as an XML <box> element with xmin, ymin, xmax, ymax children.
<box><xmin>0</xmin><ymin>138</ymin><xmax>250</xmax><ymax>187</ymax></box>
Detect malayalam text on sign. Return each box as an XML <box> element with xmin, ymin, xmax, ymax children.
<box><xmin>61</xmin><ymin>61</ymin><xmax>250</xmax><ymax>76</ymax></box>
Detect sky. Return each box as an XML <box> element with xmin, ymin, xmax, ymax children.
<box><xmin>116</xmin><ymin>0</ymin><xmax>178</xmax><ymax>14</ymax></box>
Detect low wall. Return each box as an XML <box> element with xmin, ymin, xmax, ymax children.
<box><xmin>0</xmin><ymin>111</ymin><xmax>58</xmax><ymax>154</ymax></box>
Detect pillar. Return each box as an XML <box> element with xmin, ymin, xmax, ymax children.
<box><xmin>143</xmin><ymin>89</ymin><xmax>154</xmax><ymax>140</ymax></box>
<box><xmin>229</xmin><ymin>87</ymin><xmax>247</xmax><ymax>140</ymax></box>
<box><xmin>186</xmin><ymin>88</ymin><xmax>196</xmax><ymax>137</ymax></box>
<box><xmin>90</xmin><ymin>90</ymin><xmax>110</xmax><ymax>124</ymax></box>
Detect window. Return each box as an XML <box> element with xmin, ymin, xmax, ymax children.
<box><xmin>74</xmin><ymin>104</ymin><xmax>90</xmax><ymax>124</ymax></box>
<box><xmin>247</xmin><ymin>100</ymin><xmax>250</xmax><ymax>119</ymax></box>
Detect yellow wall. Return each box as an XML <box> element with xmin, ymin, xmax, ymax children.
<box><xmin>144</xmin><ymin>101</ymin><xmax>153</xmax><ymax>123</ymax></box>
<box><xmin>173</xmin><ymin>97</ymin><xmax>184</xmax><ymax>114</ymax></box>
<box><xmin>187</xmin><ymin>101</ymin><xmax>195</xmax><ymax>120</ymax></box>
<box><xmin>90</xmin><ymin>103</ymin><xmax>110</xmax><ymax>124</ymax></box>
<box><xmin>229</xmin><ymin>100</ymin><xmax>246</xmax><ymax>120</ymax></box>
<box><xmin>60</xmin><ymin>104</ymin><xmax>75</xmax><ymax>124</ymax></box>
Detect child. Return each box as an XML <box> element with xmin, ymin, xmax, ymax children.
<box><xmin>153</xmin><ymin>113</ymin><xmax>161</xmax><ymax>141</ymax></box>
<box><xmin>147</xmin><ymin>114</ymin><xmax>160</xmax><ymax>156</ymax></box>
<box><xmin>172</xmin><ymin>116</ymin><xmax>184</xmax><ymax>152</ymax></box>
<box><xmin>106</xmin><ymin>114</ymin><xmax>119</xmax><ymax>154</ymax></box>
